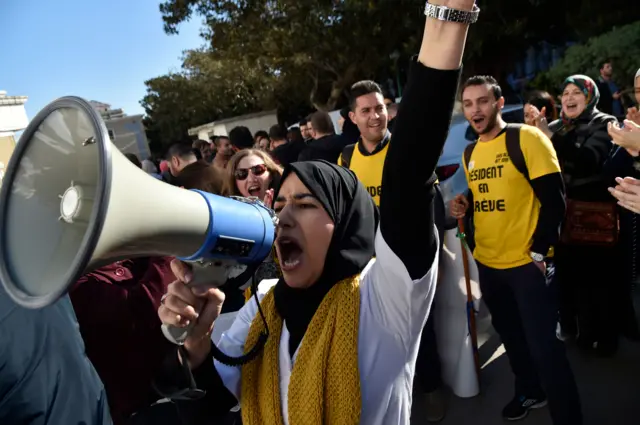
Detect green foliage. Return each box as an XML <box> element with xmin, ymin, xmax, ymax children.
<box><xmin>144</xmin><ymin>0</ymin><xmax>639</xmax><ymax>150</ymax></box>
<box><xmin>141</xmin><ymin>51</ymin><xmax>271</xmax><ymax>150</ymax></box>
<box><xmin>158</xmin><ymin>0</ymin><xmax>427</xmax><ymax>112</ymax></box>
<box><xmin>531</xmin><ymin>21</ymin><xmax>640</xmax><ymax>95</ymax></box>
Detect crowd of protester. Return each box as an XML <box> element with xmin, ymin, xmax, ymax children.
<box><xmin>3</xmin><ymin>2</ymin><xmax>640</xmax><ymax>425</ymax></box>
<box><xmin>70</xmin><ymin>58</ymin><xmax>640</xmax><ymax>425</ymax></box>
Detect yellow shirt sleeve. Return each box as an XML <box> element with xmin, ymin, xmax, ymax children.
<box><xmin>337</xmin><ymin>153</ymin><xmax>344</xmax><ymax>167</ymax></box>
<box><xmin>520</xmin><ymin>125</ymin><xmax>561</xmax><ymax>180</ymax></box>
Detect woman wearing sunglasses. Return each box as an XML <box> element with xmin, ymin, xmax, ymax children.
<box><xmin>157</xmin><ymin>2</ymin><xmax>477</xmax><ymax>424</ymax></box>
<box><xmin>221</xmin><ymin>149</ymin><xmax>283</xmax><ymax>298</ymax></box>
<box><xmin>222</xmin><ymin>149</ymin><xmax>282</xmax><ymax>208</ymax></box>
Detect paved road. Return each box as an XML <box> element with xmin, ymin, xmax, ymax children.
<box><xmin>411</xmin><ymin>293</ymin><xmax>640</xmax><ymax>425</ymax></box>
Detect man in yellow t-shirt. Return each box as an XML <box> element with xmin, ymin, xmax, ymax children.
<box><xmin>338</xmin><ymin>80</ymin><xmax>390</xmax><ymax>207</ymax></box>
<box><xmin>450</xmin><ymin>76</ymin><xmax>582</xmax><ymax>425</ymax></box>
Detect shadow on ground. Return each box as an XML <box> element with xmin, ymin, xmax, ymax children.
<box><xmin>411</xmin><ymin>293</ymin><xmax>640</xmax><ymax>425</ymax></box>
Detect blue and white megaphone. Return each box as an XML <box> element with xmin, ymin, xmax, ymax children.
<box><xmin>0</xmin><ymin>97</ymin><xmax>275</xmax><ymax>362</ymax></box>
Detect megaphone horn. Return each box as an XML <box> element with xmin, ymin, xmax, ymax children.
<box><xmin>0</xmin><ymin>97</ymin><xmax>276</xmax><ymax>333</ymax></box>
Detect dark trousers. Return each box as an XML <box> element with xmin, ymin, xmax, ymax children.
<box><xmin>477</xmin><ymin>261</ymin><xmax>582</xmax><ymax>425</ymax></box>
<box><xmin>555</xmin><ymin>243</ymin><xmax>623</xmax><ymax>350</ymax></box>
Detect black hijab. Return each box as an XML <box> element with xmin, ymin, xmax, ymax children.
<box><xmin>272</xmin><ymin>160</ymin><xmax>378</xmax><ymax>356</ymax></box>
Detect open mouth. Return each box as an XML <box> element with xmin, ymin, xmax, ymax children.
<box><xmin>566</xmin><ymin>103</ymin><xmax>578</xmax><ymax>112</ymax></box>
<box><xmin>247</xmin><ymin>185</ymin><xmax>261</xmax><ymax>197</ymax></box>
<box><xmin>471</xmin><ymin>116</ymin><xmax>486</xmax><ymax>126</ymax></box>
<box><xmin>277</xmin><ymin>236</ymin><xmax>304</xmax><ymax>271</ymax></box>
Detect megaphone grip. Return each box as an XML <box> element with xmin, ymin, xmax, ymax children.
<box><xmin>161</xmin><ymin>322</ymin><xmax>194</xmax><ymax>346</ymax></box>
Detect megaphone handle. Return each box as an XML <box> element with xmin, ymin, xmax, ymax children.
<box><xmin>161</xmin><ymin>260</ymin><xmax>238</xmax><ymax>345</ymax></box>
<box><xmin>162</xmin><ymin>320</ymin><xmax>197</xmax><ymax>345</ymax></box>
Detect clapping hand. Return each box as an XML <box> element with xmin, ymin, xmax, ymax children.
<box><xmin>609</xmin><ymin>177</ymin><xmax>640</xmax><ymax>214</ymax></box>
<box><xmin>531</xmin><ymin>106</ymin><xmax>553</xmax><ymax>138</ymax></box>
<box><xmin>608</xmin><ymin>120</ymin><xmax>640</xmax><ymax>157</ymax></box>
<box><xmin>263</xmin><ymin>188</ymin><xmax>275</xmax><ymax>209</ymax></box>
<box><xmin>626</xmin><ymin>107</ymin><xmax>640</xmax><ymax>126</ymax></box>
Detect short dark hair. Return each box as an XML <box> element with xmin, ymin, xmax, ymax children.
<box><xmin>254</xmin><ymin>130</ymin><xmax>269</xmax><ymax>142</ymax></box>
<box><xmin>166</xmin><ymin>143</ymin><xmax>196</xmax><ymax>160</ymax></box>
<box><xmin>192</xmin><ymin>139</ymin><xmax>209</xmax><ymax>150</ymax></box>
<box><xmin>525</xmin><ymin>90</ymin><xmax>559</xmax><ymax>122</ymax></box>
<box><xmin>228</xmin><ymin>126</ymin><xmax>254</xmax><ymax>150</ymax></box>
<box><xmin>213</xmin><ymin>135</ymin><xmax>230</xmax><ymax>146</ymax></box>
<box><xmin>124</xmin><ymin>153</ymin><xmax>142</xmax><ymax>168</ymax></box>
<box><xmin>299</xmin><ymin>119</ymin><xmax>308</xmax><ymax>127</ymax></box>
<box><xmin>268</xmin><ymin>124</ymin><xmax>288</xmax><ymax>141</ymax></box>
<box><xmin>349</xmin><ymin>80</ymin><xmax>383</xmax><ymax>110</ymax></box>
<box><xmin>461</xmin><ymin>75</ymin><xmax>503</xmax><ymax>100</ymax></box>
<box><xmin>310</xmin><ymin>111</ymin><xmax>335</xmax><ymax>135</ymax></box>
<box><xmin>599</xmin><ymin>59</ymin><xmax>613</xmax><ymax>70</ymax></box>
<box><xmin>175</xmin><ymin>161</ymin><xmax>224</xmax><ymax>195</ymax></box>
<box><xmin>306</xmin><ymin>114</ymin><xmax>313</xmax><ymax>124</ymax></box>
<box><xmin>287</xmin><ymin>127</ymin><xmax>303</xmax><ymax>143</ymax></box>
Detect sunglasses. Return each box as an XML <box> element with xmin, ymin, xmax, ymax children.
<box><xmin>234</xmin><ymin>164</ymin><xmax>267</xmax><ymax>181</ymax></box>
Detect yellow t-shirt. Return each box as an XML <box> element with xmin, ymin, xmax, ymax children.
<box><xmin>339</xmin><ymin>142</ymin><xmax>389</xmax><ymax>206</ymax></box>
<box><xmin>463</xmin><ymin>125</ymin><xmax>560</xmax><ymax>269</ymax></box>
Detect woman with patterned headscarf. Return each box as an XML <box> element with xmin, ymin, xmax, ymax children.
<box><xmin>534</xmin><ymin>74</ymin><xmax>621</xmax><ymax>357</ymax></box>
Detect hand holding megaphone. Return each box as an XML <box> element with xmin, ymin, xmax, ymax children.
<box><xmin>159</xmin><ymin>259</ymin><xmax>225</xmax><ymax>369</ymax></box>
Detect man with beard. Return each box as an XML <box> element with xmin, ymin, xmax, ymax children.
<box><xmin>164</xmin><ymin>143</ymin><xmax>197</xmax><ymax>186</ymax></box>
<box><xmin>450</xmin><ymin>75</ymin><xmax>581</xmax><ymax>425</ymax></box>
<box><xmin>212</xmin><ymin>136</ymin><xmax>234</xmax><ymax>173</ymax></box>
<box><xmin>338</xmin><ymin>80</ymin><xmax>391</xmax><ymax>207</ymax></box>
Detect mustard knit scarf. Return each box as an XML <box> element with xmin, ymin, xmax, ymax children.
<box><xmin>241</xmin><ymin>276</ymin><xmax>362</xmax><ymax>425</ymax></box>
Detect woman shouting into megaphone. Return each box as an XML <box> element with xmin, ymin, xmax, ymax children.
<box><xmin>157</xmin><ymin>2</ymin><xmax>479</xmax><ymax>423</ymax></box>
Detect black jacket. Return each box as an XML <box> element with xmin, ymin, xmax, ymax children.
<box><xmin>271</xmin><ymin>140</ymin><xmax>306</xmax><ymax>167</ymax></box>
<box><xmin>0</xmin><ymin>292</ymin><xmax>112</xmax><ymax>424</ymax></box>
<box><xmin>549</xmin><ymin>110</ymin><xmax>617</xmax><ymax>202</ymax></box>
<box><xmin>297</xmin><ymin>134</ymin><xmax>349</xmax><ymax>164</ymax></box>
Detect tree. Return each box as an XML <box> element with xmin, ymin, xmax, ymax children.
<box><xmin>141</xmin><ymin>73</ymin><xmax>204</xmax><ymax>149</ymax></box>
<box><xmin>159</xmin><ymin>0</ymin><xmax>428</xmax><ymax>111</ymax></box>
<box><xmin>141</xmin><ymin>50</ymin><xmax>271</xmax><ymax>150</ymax></box>
<box><xmin>531</xmin><ymin>21</ymin><xmax>640</xmax><ymax>96</ymax></box>
<box><xmin>147</xmin><ymin>0</ymin><xmax>637</xmax><ymax>137</ymax></box>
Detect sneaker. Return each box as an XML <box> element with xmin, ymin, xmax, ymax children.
<box><xmin>424</xmin><ymin>389</ymin><xmax>446</xmax><ymax>423</ymax></box>
<box><xmin>502</xmin><ymin>395</ymin><xmax>547</xmax><ymax>421</ymax></box>
<box><xmin>556</xmin><ymin>322</ymin><xmax>577</xmax><ymax>342</ymax></box>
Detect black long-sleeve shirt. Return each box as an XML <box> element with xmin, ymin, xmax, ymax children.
<box><xmin>529</xmin><ymin>173</ymin><xmax>566</xmax><ymax>255</ymax></box>
<box><xmin>381</xmin><ymin>62</ymin><xmax>459</xmax><ymax>279</ymax></box>
<box><xmin>155</xmin><ymin>60</ymin><xmax>461</xmax><ymax>423</ymax></box>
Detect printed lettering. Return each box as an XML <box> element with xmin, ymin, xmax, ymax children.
<box><xmin>478</xmin><ymin>183</ymin><xmax>489</xmax><ymax>193</ymax></box>
<box><xmin>468</xmin><ymin>165</ymin><xmax>504</xmax><ymax>182</ymax></box>
<box><xmin>367</xmin><ymin>186</ymin><xmax>382</xmax><ymax>197</ymax></box>
<box><xmin>474</xmin><ymin>199</ymin><xmax>506</xmax><ymax>213</ymax></box>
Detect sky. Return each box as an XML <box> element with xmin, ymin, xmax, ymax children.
<box><xmin>1</xmin><ymin>0</ymin><xmax>204</xmax><ymax>120</ymax></box>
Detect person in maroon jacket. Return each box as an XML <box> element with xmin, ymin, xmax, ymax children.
<box><xmin>70</xmin><ymin>257</ymin><xmax>177</xmax><ymax>424</ymax></box>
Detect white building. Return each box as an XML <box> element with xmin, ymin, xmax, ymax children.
<box><xmin>0</xmin><ymin>90</ymin><xmax>29</xmax><ymax>184</ymax></box>
<box><xmin>188</xmin><ymin>110</ymin><xmax>278</xmax><ymax>141</ymax></box>
<box><xmin>90</xmin><ymin>101</ymin><xmax>151</xmax><ymax>160</ymax></box>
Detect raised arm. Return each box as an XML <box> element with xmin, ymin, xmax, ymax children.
<box><xmin>380</xmin><ymin>0</ymin><xmax>473</xmax><ymax>279</ymax></box>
